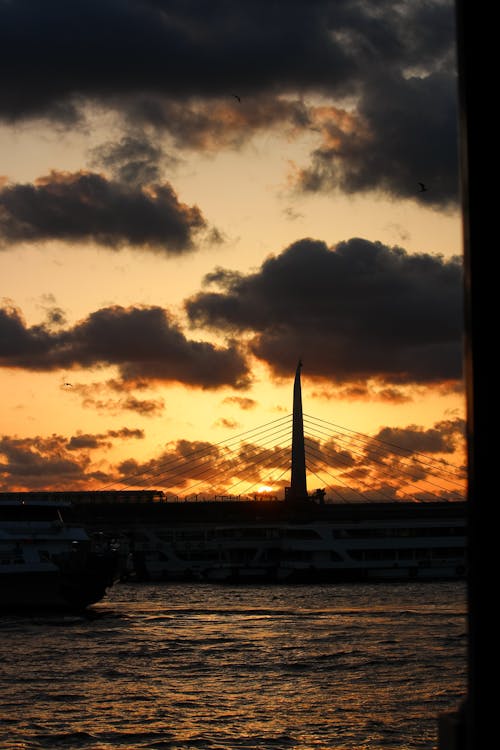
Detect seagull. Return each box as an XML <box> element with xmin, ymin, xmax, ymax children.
<box><xmin>63</xmin><ymin>382</ymin><xmax>73</xmax><ymax>387</ymax></box>
<box><xmin>232</xmin><ymin>94</ymin><xmax>241</xmax><ymax>103</ymax></box>
<box><xmin>418</xmin><ymin>182</ymin><xmax>428</xmax><ymax>192</ymax></box>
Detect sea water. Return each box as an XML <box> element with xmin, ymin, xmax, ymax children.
<box><xmin>0</xmin><ymin>581</ymin><xmax>467</xmax><ymax>750</ymax></box>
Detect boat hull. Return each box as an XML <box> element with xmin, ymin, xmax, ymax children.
<box><xmin>0</xmin><ymin>554</ymin><xmax>120</xmax><ymax>612</ymax></box>
<box><xmin>133</xmin><ymin>561</ymin><xmax>465</xmax><ymax>585</ymax></box>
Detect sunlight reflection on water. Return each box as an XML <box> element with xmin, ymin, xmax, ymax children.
<box><xmin>0</xmin><ymin>581</ymin><xmax>467</xmax><ymax>749</ymax></box>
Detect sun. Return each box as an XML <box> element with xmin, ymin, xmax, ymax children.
<box><xmin>257</xmin><ymin>485</ymin><xmax>274</xmax><ymax>494</ymax></box>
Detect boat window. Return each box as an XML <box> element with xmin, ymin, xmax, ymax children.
<box><xmin>175</xmin><ymin>530</ymin><xmax>206</xmax><ymax>541</ymax></box>
<box><xmin>185</xmin><ymin>550</ymin><xmax>219</xmax><ymax>561</ymax></box>
<box><xmin>281</xmin><ymin>550</ymin><xmax>313</xmax><ymax>561</ymax></box>
<box><xmin>348</xmin><ymin>549</ymin><xmax>398</xmax><ymax>560</ymax></box>
<box><xmin>226</xmin><ymin>548</ymin><xmax>258</xmax><ymax>563</ymax></box>
<box><xmin>431</xmin><ymin>547</ymin><xmax>464</xmax><ymax>559</ymax></box>
<box><xmin>262</xmin><ymin>548</ymin><xmax>281</xmax><ymax>561</ymax></box>
<box><xmin>330</xmin><ymin>550</ymin><xmax>343</xmax><ymax>561</ymax></box>
<box><xmin>398</xmin><ymin>549</ymin><xmax>415</xmax><ymax>560</ymax></box>
<box><xmin>284</xmin><ymin>528</ymin><xmax>321</xmax><ymax>539</ymax></box>
<box><xmin>155</xmin><ymin>532</ymin><xmax>175</xmax><ymax>542</ymax></box>
<box><xmin>333</xmin><ymin>525</ymin><xmax>465</xmax><ymax>539</ymax></box>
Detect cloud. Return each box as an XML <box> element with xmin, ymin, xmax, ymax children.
<box><xmin>0</xmin><ymin>428</ymin><xmax>142</xmax><ymax>490</ymax></box>
<box><xmin>186</xmin><ymin>237</ymin><xmax>463</xmax><ymax>388</ymax></box>
<box><xmin>0</xmin><ymin>1</ymin><xmax>348</xmax><ymax>122</ymax></box>
<box><xmin>0</xmin><ymin>170</ymin><xmax>211</xmax><ymax>254</ymax></box>
<box><xmin>120</xmin><ymin>95</ymin><xmax>312</xmax><ymax>151</ymax></box>
<box><xmin>368</xmin><ymin>418</ymin><xmax>465</xmax><ymax>459</ymax></box>
<box><xmin>0</xmin><ymin>2</ymin><xmax>455</xmax><ymax>117</ymax></box>
<box><xmin>83</xmin><ymin>394</ymin><xmax>166</xmax><ymax>418</ymax></box>
<box><xmin>294</xmin><ymin>72</ymin><xmax>459</xmax><ymax>207</ymax></box>
<box><xmin>36</xmin><ymin>294</ymin><xmax>68</xmax><ymax>329</ymax></box>
<box><xmin>63</xmin><ymin>378</ymin><xmax>166</xmax><ymax>415</ymax></box>
<box><xmin>0</xmin><ymin>303</ymin><xmax>250</xmax><ymax>389</ymax></box>
<box><xmin>89</xmin><ymin>134</ymin><xmax>179</xmax><ymax>186</ymax></box>
<box><xmin>213</xmin><ymin>418</ymin><xmax>241</xmax><ymax>430</ymax></box>
<box><xmin>116</xmin><ymin>439</ymin><xmax>230</xmax><ymax>492</ymax></box>
<box><xmin>1</xmin><ymin>416</ymin><xmax>465</xmax><ymax>496</ymax></box>
<box><xmin>0</xmin><ymin>1</ymin><xmax>459</xmax><ymax>206</ymax></box>
<box><xmin>222</xmin><ymin>396</ymin><xmax>257</xmax><ymax>410</ymax></box>
<box><xmin>302</xmin><ymin>416</ymin><xmax>465</xmax><ymax>501</ymax></box>
<box><xmin>107</xmin><ymin>418</ymin><xmax>465</xmax><ymax>500</ymax></box>
<box><xmin>0</xmin><ymin>434</ymin><xmax>89</xmax><ymax>491</ymax></box>
<box><xmin>352</xmin><ymin>418</ymin><xmax>467</xmax><ymax>500</ymax></box>
<box><xmin>114</xmin><ymin>437</ymin><xmax>293</xmax><ymax>494</ymax></box>
<box><xmin>311</xmin><ymin>382</ymin><xmax>414</xmax><ymax>404</ymax></box>
<box><xmin>67</xmin><ymin>428</ymin><xmax>144</xmax><ymax>451</ymax></box>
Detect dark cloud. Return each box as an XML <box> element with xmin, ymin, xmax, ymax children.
<box><xmin>186</xmin><ymin>237</ymin><xmax>463</xmax><ymax>388</ymax></box>
<box><xmin>0</xmin><ymin>434</ymin><xmax>88</xmax><ymax>490</ymax></box>
<box><xmin>311</xmin><ymin>383</ymin><xmax>413</xmax><ymax>404</ymax></box>
<box><xmin>0</xmin><ymin>303</ymin><xmax>54</xmax><ymax>361</ymax></box>
<box><xmin>89</xmin><ymin>135</ymin><xmax>179</xmax><ymax>186</ymax></box>
<box><xmin>66</xmin><ymin>428</ymin><xmax>144</xmax><ymax>451</ymax></box>
<box><xmin>0</xmin><ymin>1</ymin><xmax>459</xmax><ymax>206</ymax></box>
<box><xmin>0</xmin><ymin>170</ymin><xmax>210</xmax><ymax>254</ymax></box>
<box><xmin>296</xmin><ymin>72</ymin><xmax>459</xmax><ymax>207</ymax></box>
<box><xmin>66</xmin><ymin>434</ymin><xmax>106</xmax><ymax>451</ymax></box>
<box><xmin>0</xmin><ymin>1</ymin><xmax>455</xmax><ymax>116</ymax></box>
<box><xmin>369</xmin><ymin>418</ymin><xmax>465</xmax><ymax>459</ymax></box>
<box><xmin>0</xmin><ymin>1</ymin><xmax>354</xmax><ymax>120</ymax></box>
<box><xmin>36</xmin><ymin>294</ymin><xmax>68</xmax><ymax>328</ymax></box>
<box><xmin>120</xmin><ymin>95</ymin><xmax>313</xmax><ymax>151</ymax></box>
<box><xmin>44</xmin><ymin>306</ymin><xmax>68</xmax><ymax>328</ymax></box>
<box><xmin>70</xmin><ymin>378</ymin><xmax>166</xmax><ymax>417</ymax></box>
<box><xmin>0</xmin><ymin>429</ymin><xmax>143</xmax><ymax>490</ymax></box>
<box><xmin>0</xmin><ymin>303</ymin><xmax>250</xmax><ymax>390</ymax></box>
<box><xmin>82</xmin><ymin>393</ymin><xmax>166</xmax><ymax>417</ymax></box>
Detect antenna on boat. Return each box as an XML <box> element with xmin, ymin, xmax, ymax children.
<box><xmin>287</xmin><ymin>360</ymin><xmax>308</xmax><ymax>503</ymax></box>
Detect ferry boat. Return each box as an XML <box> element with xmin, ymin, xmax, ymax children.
<box><xmin>121</xmin><ymin>499</ymin><xmax>466</xmax><ymax>583</ymax></box>
<box><xmin>0</xmin><ymin>498</ymin><xmax>122</xmax><ymax>610</ymax></box>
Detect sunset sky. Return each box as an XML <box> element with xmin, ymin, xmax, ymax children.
<box><xmin>0</xmin><ymin>0</ymin><xmax>466</xmax><ymax>501</ymax></box>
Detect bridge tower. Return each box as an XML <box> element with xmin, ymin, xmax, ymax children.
<box><xmin>286</xmin><ymin>360</ymin><xmax>308</xmax><ymax>502</ymax></box>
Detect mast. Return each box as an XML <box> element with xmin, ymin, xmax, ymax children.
<box><xmin>288</xmin><ymin>360</ymin><xmax>308</xmax><ymax>501</ymax></box>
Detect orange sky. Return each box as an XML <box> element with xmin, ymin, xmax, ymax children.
<box><xmin>0</xmin><ymin>1</ymin><xmax>466</xmax><ymax>501</ymax></box>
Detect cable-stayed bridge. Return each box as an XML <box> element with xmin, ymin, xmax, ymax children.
<box><xmin>100</xmin><ymin>364</ymin><xmax>466</xmax><ymax>505</ymax></box>
<box><xmin>100</xmin><ymin>410</ymin><xmax>465</xmax><ymax>504</ymax></box>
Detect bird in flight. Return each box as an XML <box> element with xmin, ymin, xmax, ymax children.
<box><xmin>418</xmin><ymin>182</ymin><xmax>428</xmax><ymax>192</ymax></box>
<box><xmin>232</xmin><ymin>94</ymin><xmax>241</xmax><ymax>103</ymax></box>
<box><xmin>63</xmin><ymin>382</ymin><xmax>73</xmax><ymax>387</ymax></box>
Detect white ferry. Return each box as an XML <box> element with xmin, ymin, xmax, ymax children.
<box><xmin>122</xmin><ymin>499</ymin><xmax>466</xmax><ymax>583</ymax></box>
<box><xmin>0</xmin><ymin>498</ymin><xmax>122</xmax><ymax>610</ymax></box>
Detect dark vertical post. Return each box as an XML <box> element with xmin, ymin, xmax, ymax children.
<box><xmin>289</xmin><ymin>360</ymin><xmax>308</xmax><ymax>502</ymax></box>
<box><xmin>440</xmin><ymin>4</ymin><xmax>483</xmax><ymax>748</ymax></box>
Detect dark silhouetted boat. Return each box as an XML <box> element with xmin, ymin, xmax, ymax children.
<box><xmin>0</xmin><ymin>497</ymin><xmax>122</xmax><ymax>610</ymax></box>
